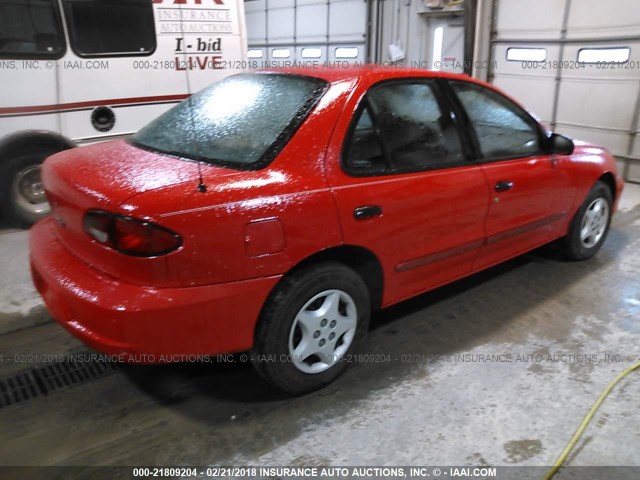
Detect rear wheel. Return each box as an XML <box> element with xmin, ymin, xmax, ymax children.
<box><xmin>563</xmin><ymin>181</ymin><xmax>612</xmax><ymax>260</ymax></box>
<box><xmin>0</xmin><ymin>149</ymin><xmax>58</xmax><ymax>227</ymax></box>
<box><xmin>251</xmin><ymin>262</ymin><xmax>370</xmax><ymax>395</ymax></box>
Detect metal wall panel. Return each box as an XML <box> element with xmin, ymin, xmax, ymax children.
<box><xmin>297</xmin><ymin>4</ymin><xmax>329</xmax><ymax>42</ymax></box>
<box><xmin>566</xmin><ymin>2</ymin><xmax>640</xmax><ymax>39</ymax></box>
<box><xmin>245</xmin><ymin>0</ymin><xmax>367</xmax><ymax>63</ymax></box>
<box><xmin>494</xmin><ymin>0</ymin><xmax>566</xmax><ymax>41</ymax></box>
<box><xmin>246</xmin><ymin>0</ymin><xmax>467</xmax><ymax>70</ymax></box>
<box><xmin>329</xmin><ymin>1</ymin><xmax>367</xmax><ymax>42</ymax></box>
<box><xmin>245</xmin><ymin>0</ymin><xmax>267</xmax><ymax>45</ymax></box>
<box><xmin>490</xmin><ymin>0</ymin><xmax>640</xmax><ymax>166</ymax></box>
<box><xmin>492</xmin><ymin>43</ymin><xmax>561</xmax><ymax>123</ymax></box>
<box><xmin>268</xmin><ymin>8</ymin><xmax>295</xmax><ymax>43</ymax></box>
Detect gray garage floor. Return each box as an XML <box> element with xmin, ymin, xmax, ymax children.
<box><xmin>0</xmin><ymin>185</ymin><xmax>639</xmax><ymax>477</ymax></box>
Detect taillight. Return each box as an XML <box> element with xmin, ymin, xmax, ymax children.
<box><xmin>83</xmin><ymin>210</ymin><xmax>181</xmax><ymax>257</ymax></box>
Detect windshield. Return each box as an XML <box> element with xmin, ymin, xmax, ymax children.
<box><xmin>132</xmin><ymin>73</ymin><xmax>327</xmax><ymax>169</ymax></box>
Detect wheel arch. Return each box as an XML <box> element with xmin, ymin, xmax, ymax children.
<box><xmin>265</xmin><ymin>245</ymin><xmax>385</xmax><ymax>316</ymax></box>
<box><xmin>568</xmin><ymin>171</ymin><xmax>617</xmax><ymax>228</ymax></box>
<box><xmin>289</xmin><ymin>245</ymin><xmax>384</xmax><ymax>311</ymax></box>
<box><xmin>598</xmin><ymin>172</ymin><xmax>616</xmax><ymax>200</ymax></box>
<box><xmin>0</xmin><ymin>130</ymin><xmax>76</xmax><ymax>161</ymax></box>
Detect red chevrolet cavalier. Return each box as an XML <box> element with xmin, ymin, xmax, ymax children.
<box><xmin>30</xmin><ymin>67</ymin><xmax>623</xmax><ymax>393</ymax></box>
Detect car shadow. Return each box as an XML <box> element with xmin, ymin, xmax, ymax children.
<box><xmin>116</xmin><ymin>225</ymin><xmax>630</xmax><ymax>424</ymax></box>
<box><xmin>0</xmin><ymin>217</ymin><xmax>24</xmax><ymax>233</ymax></box>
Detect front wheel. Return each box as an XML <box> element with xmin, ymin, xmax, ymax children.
<box><xmin>251</xmin><ymin>262</ymin><xmax>370</xmax><ymax>395</ymax></box>
<box><xmin>563</xmin><ymin>181</ymin><xmax>613</xmax><ymax>260</ymax></box>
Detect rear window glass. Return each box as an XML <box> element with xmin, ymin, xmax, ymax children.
<box><xmin>0</xmin><ymin>0</ymin><xmax>65</xmax><ymax>59</ymax></box>
<box><xmin>132</xmin><ymin>74</ymin><xmax>328</xmax><ymax>170</ymax></box>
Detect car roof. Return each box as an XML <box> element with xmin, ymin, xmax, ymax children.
<box><xmin>255</xmin><ymin>65</ymin><xmax>543</xmax><ymax>131</ymax></box>
<box><xmin>256</xmin><ymin>65</ymin><xmax>473</xmax><ymax>84</ymax></box>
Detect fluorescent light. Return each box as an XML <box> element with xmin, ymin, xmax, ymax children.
<box><xmin>432</xmin><ymin>27</ymin><xmax>443</xmax><ymax>70</ymax></box>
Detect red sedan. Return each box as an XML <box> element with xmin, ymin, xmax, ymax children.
<box><xmin>30</xmin><ymin>67</ymin><xmax>623</xmax><ymax>394</ymax></box>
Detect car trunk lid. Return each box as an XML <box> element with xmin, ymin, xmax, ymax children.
<box><xmin>41</xmin><ymin>140</ymin><xmax>206</xmax><ymax>285</ymax></box>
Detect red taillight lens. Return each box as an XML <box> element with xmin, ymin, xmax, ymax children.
<box><xmin>83</xmin><ymin>210</ymin><xmax>181</xmax><ymax>257</ymax></box>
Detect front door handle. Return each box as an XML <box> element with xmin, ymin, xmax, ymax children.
<box><xmin>495</xmin><ymin>181</ymin><xmax>514</xmax><ymax>192</ymax></box>
<box><xmin>354</xmin><ymin>205</ymin><xmax>383</xmax><ymax>220</ymax></box>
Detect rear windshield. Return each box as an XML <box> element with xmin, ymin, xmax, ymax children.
<box><xmin>132</xmin><ymin>73</ymin><xmax>327</xmax><ymax>170</ymax></box>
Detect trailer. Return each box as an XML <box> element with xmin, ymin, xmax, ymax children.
<box><xmin>0</xmin><ymin>0</ymin><xmax>248</xmax><ymax>226</ymax></box>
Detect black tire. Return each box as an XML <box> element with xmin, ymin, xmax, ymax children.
<box><xmin>0</xmin><ymin>148</ymin><xmax>58</xmax><ymax>228</ymax></box>
<box><xmin>563</xmin><ymin>181</ymin><xmax>613</xmax><ymax>260</ymax></box>
<box><xmin>251</xmin><ymin>262</ymin><xmax>370</xmax><ymax>395</ymax></box>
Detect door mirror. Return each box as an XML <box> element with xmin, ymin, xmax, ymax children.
<box><xmin>549</xmin><ymin>133</ymin><xmax>574</xmax><ymax>155</ymax></box>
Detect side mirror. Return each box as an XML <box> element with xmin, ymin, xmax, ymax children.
<box><xmin>549</xmin><ymin>133</ymin><xmax>574</xmax><ymax>155</ymax></box>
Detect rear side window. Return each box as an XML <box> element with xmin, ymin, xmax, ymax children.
<box><xmin>346</xmin><ymin>106</ymin><xmax>387</xmax><ymax>174</ymax></box>
<box><xmin>132</xmin><ymin>74</ymin><xmax>328</xmax><ymax>170</ymax></box>
<box><xmin>0</xmin><ymin>0</ymin><xmax>65</xmax><ymax>59</ymax></box>
<box><xmin>450</xmin><ymin>81</ymin><xmax>542</xmax><ymax>161</ymax></box>
<box><xmin>344</xmin><ymin>81</ymin><xmax>465</xmax><ymax>175</ymax></box>
<box><xmin>62</xmin><ymin>0</ymin><xmax>156</xmax><ymax>57</ymax></box>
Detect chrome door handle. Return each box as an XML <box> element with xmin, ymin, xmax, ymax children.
<box><xmin>353</xmin><ymin>205</ymin><xmax>382</xmax><ymax>220</ymax></box>
<box><xmin>495</xmin><ymin>181</ymin><xmax>514</xmax><ymax>192</ymax></box>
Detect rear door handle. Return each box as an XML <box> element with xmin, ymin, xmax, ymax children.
<box><xmin>354</xmin><ymin>205</ymin><xmax>382</xmax><ymax>220</ymax></box>
<box><xmin>495</xmin><ymin>181</ymin><xmax>514</xmax><ymax>192</ymax></box>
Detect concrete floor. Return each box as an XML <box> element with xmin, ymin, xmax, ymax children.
<box><xmin>0</xmin><ymin>185</ymin><xmax>639</xmax><ymax>476</ymax></box>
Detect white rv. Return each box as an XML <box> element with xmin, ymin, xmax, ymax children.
<box><xmin>0</xmin><ymin>0</ymin><xmax>248</xmax><ymax>226</ymax></box>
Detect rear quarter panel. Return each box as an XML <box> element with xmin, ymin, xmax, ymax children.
<box><xmin>119</xmin><ymin>79</ymin><xmax>357</xmax><ymax>287</ymax></box>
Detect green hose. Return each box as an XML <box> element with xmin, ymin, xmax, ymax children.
<box><xmin>543</xmin><ymin>361</ymin><xmax>640</xmax><ymax>480</ymax></box>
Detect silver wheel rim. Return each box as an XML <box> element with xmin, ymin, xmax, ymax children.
<box><xmin>580</xmin><ymin>197</ymin><xmax>609</xmax><ymax>249</ymax></box>
<box><xmin>288</xmin><ymin>289</ymin><xmax>358</xmax><ymax>374</ymax></box>
<box><xmin>11</xmin><ymin>165</ymin><xmax>50</xmax><ymax>216</ymax></box>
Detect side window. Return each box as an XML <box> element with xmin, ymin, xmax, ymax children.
<box><xmin>345</xmin><ymin>106</ymin><xmax>387</xmax><ymax>174</ymax></box>
<box><xmin>0</xmin><ymin>0</ymin><xmax>65</xmax><ymax>59</ymax></box>
<box><xmin>62</xmin><ymin>0</ymin><xmax>156</xmax><ymax>57</ymax></box>
<box><xmin>344</xmin><ymin>82</ymin><xmax>465</xmax><ymax>175</ymax></box>
<box><xmin>450</xmin><ymin>81</ymin><xmax>542</xmax><ymax>160</ymax></box>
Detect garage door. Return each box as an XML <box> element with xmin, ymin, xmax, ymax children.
<box><xmin>244</xmin><ymin>0</ymin><xmax>367</xmax><ymax>64</ymax></box>
<box><xmin>490</xmin><ymin>0</ymin><xmax>640</xmax><ymax>181</ymax></box>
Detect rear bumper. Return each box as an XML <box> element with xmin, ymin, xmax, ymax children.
<box><xmin>30</xmin><ymin>218</ymin><xmax>280</xmax><ymax>361</ymax></box>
